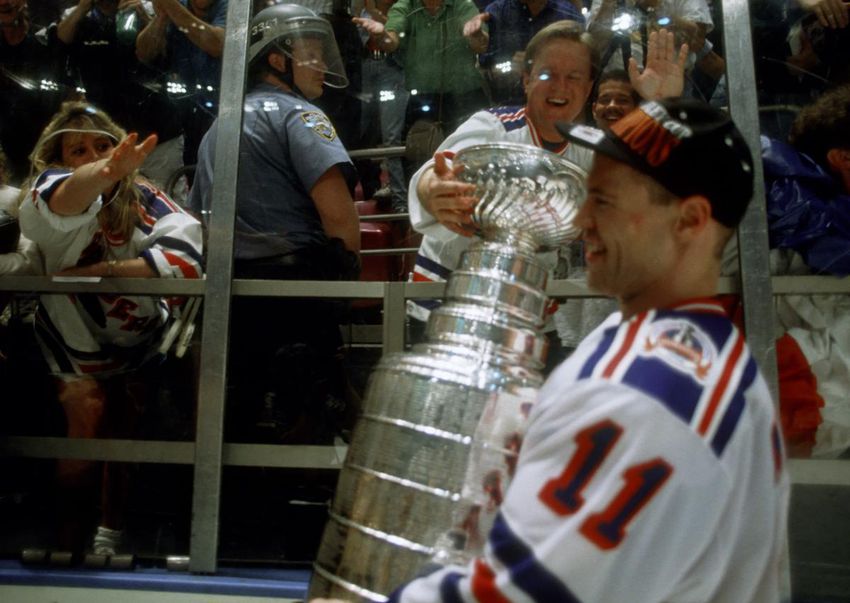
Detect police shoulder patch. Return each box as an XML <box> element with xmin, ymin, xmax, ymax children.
<box><xmin>300</xmin><ymin>111</ymin><xmax>337</xmax><ymax>141</ymax></box>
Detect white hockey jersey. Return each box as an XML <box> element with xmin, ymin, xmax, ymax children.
<box><xmin>390</xmin><ymin>298</ymin><xmax>790</xmax><ymax>603</ymax></box>
<box><xmin>407</xmin><ymin>106</ymin><xmax>593</xmax><ymax>322</ymax></box>
<box><xmin>19</xmin><ymin>169</ymin><xmax>203</xmax><ymax>377</ymax></box>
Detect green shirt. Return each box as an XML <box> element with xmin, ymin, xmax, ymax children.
<box><xmin>385</xmin><ymin>0</ymin><xmax>485</xmax><ymax>95</ymax></box>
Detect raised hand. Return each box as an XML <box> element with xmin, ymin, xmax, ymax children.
<box><xmin>799</xmin><ymin>0</ymin><xmax>850</xmax><ymax>28</ymax></box>
<box><xmin>419</xmin><ymin>151</ymin><xmax>478</xmax><ymax>237</ymax></box>
<box><xmin>628</xmin><ymin>28</ymin><xmax>688</xmax><ymax>101</ymax></box>
<box><xmin>463</xmin><ymin>12</ymin><xmax>490</xmax><ymax>38</ymax></box>
<box><xmin>100</xmin><ymin>133</ymin><xmax>158</xmax><ymax>183</ymax></box>
<box><xmin>352</xmin><ymin>16</ymin><xmax>386</xmax><ymax>36</ymax></box>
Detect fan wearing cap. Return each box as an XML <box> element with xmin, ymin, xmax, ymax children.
<box><xmin>16</xmin><ymin>100</ymin><xmax>203</xmax><ymax>556</ymax></box>
<box><xmin>188</xmin><ymin>3</ymin><xmax>361</xmax><ymax>443</ymax></box>
<box><xmin>315</xmin><ymin>98</ymin><xmax>789</xmax><ymax>603</ymax></box>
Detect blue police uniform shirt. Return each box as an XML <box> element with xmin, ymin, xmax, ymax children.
<box><xmin>189</xmin><ymin>83</ymin><xmax>354</xmax><ymax>259</ymax></box>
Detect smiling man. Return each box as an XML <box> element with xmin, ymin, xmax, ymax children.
<box><xmin>592</xmin><ymin>69</ymin><xmax>640</xmax><ymax>128</ymax></box>
<box><xmin>406</xmin><ymin>20</ymin><xmax>687</xmax><ymax>371</ymax></box>
<box><xmin>314</xmin><ymin>97</ymin><xmax>789</xmax><ymax>603</ymax></box>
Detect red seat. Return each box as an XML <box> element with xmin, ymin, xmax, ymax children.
<box><xmin>355</xmin><ymin>199</ymin><xmax>382</xmax><ymax>216</ymax></box>
<box><xmin>359</xmin><ymin>221</ymin><xmax>398</xmax><ymax>282</ymax></box>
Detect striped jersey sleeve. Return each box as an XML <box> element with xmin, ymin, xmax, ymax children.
<box><xmin>19</xmin><ymin>169</ymin><xmax>103</xmax><ymax>239</ymax></box>
<box><xmin>136</xmin><ymin>182</ymin><xmax>204</xmax><ymax>279</ymax></box>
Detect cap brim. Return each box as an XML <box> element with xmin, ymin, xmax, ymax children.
<box><xmin>555</xmin><ymin>121</ymin><xmax>639</xmax><ymax>168</ymax></box>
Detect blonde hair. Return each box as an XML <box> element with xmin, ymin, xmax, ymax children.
<box><xmin>524</xmin><ymin>21</ymin><xmax>599</xmax><ymax>81</ymax></box>
<box><xmin>24</xmin><ymin>101</ymin><xmax>141</xmax><ymax>242</ymax></box>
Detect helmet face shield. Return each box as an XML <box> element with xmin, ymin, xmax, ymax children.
<box><xmin>274</xmin><ymin>19</ymin><xmax>348</xmax><ymax>89</ymax></box>
<box><xmin>249</xmin><ymin>6</ymin><xmax>349</xmax><ymax>89</ymax></box>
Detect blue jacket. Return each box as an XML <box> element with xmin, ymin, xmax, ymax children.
<box><xmin>762</xmin><ymin>135</ymin><xmax>850</xmax><ymax>276</ymax></box>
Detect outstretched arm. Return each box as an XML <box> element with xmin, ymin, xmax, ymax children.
<box><xmin>50</xmin><ymin>133</ymin><xmax>158</xmax><ymax>217</ymax></box>
<box><xmin>628</xmin><ymin>28</ymin><xmax>688</xmax><ymax>100</ymax></box>
<box><xmin>352</xmin><ymin>16</ymin><xmax>401</xmax><ymax>53</ymax></box>
<box><xmin>462</xmin><ymin>12</ymin><xmax>490</xmax><ymax>54</ymax></box>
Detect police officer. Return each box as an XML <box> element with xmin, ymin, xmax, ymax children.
<box><xmin>189</xmin><ymin>3</ymin><xmax>361</xmax><ymax>443</ymax></box>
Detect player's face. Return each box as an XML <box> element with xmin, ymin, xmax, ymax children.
<box><xmin>592</xmin><ymin>80</ymin><xmax>637</xmax><ymax>128</ymax></box>
<box><xmin>573</xmin><ymin>155</ymin><xmax>680</xmax><ymax>317</ymax></box>
<box><xmin>523</xmin><ymin>39</ymin><xmax>593</xmax><ymax>142</ymax></box>
<box><xmin>291</xmin><ymin>37</ymin><xmax>327</xmax><ymax>100</ymax></box>
<box><xmin>61</xmin><ymin>132</ymin><xmax>116</xmax><ymax>169</ymax></box>
<box><xmin>0</xmin><ymin>0</ymin><xmax>25</xmax><ymax>25</ymax></box>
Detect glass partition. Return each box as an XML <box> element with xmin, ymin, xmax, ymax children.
<box><xmin>1</xmin><ymin>0</ymin><xmax>849</xmax><ymax>599</ymax></box>
<box><xmin>748</xmin><ymin>0</ymin><xmax>850</xmax><ymax>599</ymax></box>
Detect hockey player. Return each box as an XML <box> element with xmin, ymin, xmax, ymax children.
<box><xmin>314</xmin><ymin>98</ymin><xmax>790</xmax><ymax>602</ymax></box>
<box><xmin>406</xmin><ymin>20</ymin><xmax>688</xmax><ymax>370</ymax></box>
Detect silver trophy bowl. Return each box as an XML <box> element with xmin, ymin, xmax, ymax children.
<box><xmin>309</xmin><ymin>143</ymin><xmax>587</xmax><ymax>601</ymax></box>
<box><xmin>457</xmin><ymin>142</ymin><xmax>587</xmax><ymax>251</ymax></box>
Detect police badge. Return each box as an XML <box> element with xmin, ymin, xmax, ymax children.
<box><xmin>300</xmin><ymin>111</ymin><xmax>337</xmax><ymax>141</ymax></box>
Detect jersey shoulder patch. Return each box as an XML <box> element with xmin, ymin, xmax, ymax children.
<box><xmin>642</xmin><ymin>316</ymin><xmax>719</xmax><ymax>381</ymax></box>
<box><xmin>578</xmin><ymin>307</ymin><xmax>759</xmax><ymax>456</ymax></box>
<box><xmin>487</xmin><ymin>105</ymin><xmax>527</xmax><ymax>132</ymax></box>
<box><xmin>300</xmin><ymin>110</ymin><xmax>337</xmax><ymax>141</ymax></box>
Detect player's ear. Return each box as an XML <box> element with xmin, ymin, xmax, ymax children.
<box><xmin>676</xmin><ymin>194</ymin><xmax>711</xmax><ymax>240</ymax></box>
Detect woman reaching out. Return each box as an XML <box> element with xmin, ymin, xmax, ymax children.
<box><xmin>18</xmin><ymin>101</ymin><xmax>203</xmax><ymax>556</ymax></box>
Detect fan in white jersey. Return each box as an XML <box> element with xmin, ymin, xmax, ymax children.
<box><xmin>313</xmin><ymin>98</ymin><xmax>789</xmax><ymax>603</ymax></box>
<box><xmin>406</xmin><ymin>21</ymin><xmax>688</xmax><ymax>372</ymax></box>
<box><xmin>17</xmin><ymin>101</ymin><xmax>203</xmax><ymax>557</ymax></box>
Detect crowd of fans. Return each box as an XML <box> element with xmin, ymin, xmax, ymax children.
<box><xmin>4</xmin><ymin>0</ymin><xmax>848</xmax><ymax>193</ymax></box>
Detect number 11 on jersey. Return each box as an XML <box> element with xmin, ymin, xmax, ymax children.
<box><xmin>539</xmin><ymin>419</ymin><xmax>673</xmax><ymax>550</ymax></box>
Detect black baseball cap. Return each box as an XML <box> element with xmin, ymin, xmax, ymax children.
<box><xmin>556</xmin><ymin>98</ymin><xmax>754</xmax><ymax>228</ymax></box>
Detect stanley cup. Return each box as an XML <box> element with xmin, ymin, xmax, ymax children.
<box><xmin>309</xmin><ymin>143</ymin><xmax>587</xmax><ymax>601</ymax></box>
